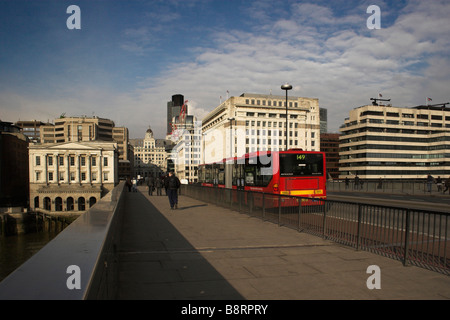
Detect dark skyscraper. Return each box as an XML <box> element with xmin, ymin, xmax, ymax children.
<box><xmin>167</xmin><ymin>94</ymin><xmax>187</xmax><ymax>135</ymax></box>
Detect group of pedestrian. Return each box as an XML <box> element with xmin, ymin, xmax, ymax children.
<box><xmin>147</xmin><ymin>171</ymin><xmax>181</xmax><ymax>209</ymax></box>
<box><xmin>147</xmin><ymin>175</ymin><xmax>164</xmax><ymax>196</ymax></box>
<box><xmin>125</xmin><ymin>171</ymin><xmax>182</xmax><ymax>209</ymax></box>
<box><xmin>125</xmin><ymin>177</ymin><xmax>138</xmax><ymax>192</ymax></box>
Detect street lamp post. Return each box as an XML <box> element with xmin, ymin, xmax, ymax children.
<box><xmin>227</xmin><ymin>117</ymin><xmax>235</xmax><ymax>159</ymax></box>
<box><xmin>226</xmin><ymin>117</ymin><xmax>235</xmax><ymax>190</ymax></box>
<box><xmin>281</xmin><ymin>83</ymin><xmax>292</xmax><ymax>151</ymax></box>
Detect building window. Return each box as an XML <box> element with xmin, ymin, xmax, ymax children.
<box><xmin>59</xmin><ymin>156</ymin><xmax>64</xmax><ymax>166</ymax></box>
<box><xmin>48</xmin><ymin>156</ymin><xmax>53</xmax><ymax>166</ymax></box>
<box><xmin>104</xmin><ymin>172</ymin><xmax>109</xmax><ymax>181</ymax></box>
<box><xmin>104</xmin><ymin>157</ymin><xmax>108</xmax><ymax>166</ymax></box>
<box><xmin>36</xmin><ymin>156</ymin><xmax>41</xmax><ymax>166</ymax></box>
<box><xmin>81</xmin><ymin>156</ymin><xmax>86</xmax><ymax>166</ymax></box>
<box><xmin>70</xmin><ymin>156</ymin><xmax>75</xmax><ymax>166</ymax></box>
<box><xmin>92</xmin><ymin>157</ymin><xmax>96</xmax><ymax>166</ymax></box>
<box><xmin>70</xmin><ymin>172</ymin><xmax>75</xmax><ymax>181</ymax></box>
<box><xmin>92</xmin><ymin>172</ymin><xmax>97</xmax><ymax>181</ymax></box>
<box><xmin>36</xmin><ymin>171</ymin><xmax>41</xmax><ymax>181</ymax></box>
<box><xmin>48</xmin><ymin>172</ymin><xmax>53</xmax><ymax>181</ymax></box>
<box><xmin>81</xmin><ymin>172</ymin><xmax>86</xmax><ymax>181</ymax></box>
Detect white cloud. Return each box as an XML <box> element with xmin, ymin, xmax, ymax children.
<box><xmin>2</xmin><ymin>0</ymin><xmax>449</xmax><ymax>140</ymax></box>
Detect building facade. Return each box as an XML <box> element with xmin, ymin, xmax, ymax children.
<box><xmin>39</xmin><ymin>116</ymin><xmax>130</xmax><ymax>178</ymax></box>
<box><xmin>202</xmin><ymin>93</ymin><xmax>321</xmax><ymax>164</ymax></box>
<box><xmin>339</xmin><ymin>104</ymin><xmax>450</xmax><ymax>180</ymax></box>
<box><xmin>15</xmin><ymin>120</ymin><xmax>47</xmax><ymax>143</ymax></box>
<box><xmin>29</xmin><ymin>141</ymin><xmax>118</xmax><ymax>214</ymax></box>
<box><xmin>130</xmin><ymin>128</ymin><xmax>169</xmax><ymax>179</ymax></box>
<box><xmin>169</xmin><ymin>117</ymin><xmax>202</xmax><ymax>183</ymax></box>
<box><xmin>167</xmin><ymin>94</ymin><xmax>187</xmax><ymax>135</ymax></box>
<box><xmin>320</xmin><ymin>133</ymin><xmax>340</xmax><ymax>180</ymax></box>
<box><xmin>0</xmin><ymin>121</ymin><xmax>29</xmax><ymax>209</ymax></box>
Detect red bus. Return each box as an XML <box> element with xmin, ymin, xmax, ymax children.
<box><xmin>198</xmin><ymin>149</ymin><xmax>326</xmax><ymax>201</ymax></box>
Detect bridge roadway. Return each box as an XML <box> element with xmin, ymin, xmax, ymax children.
<box><xmin>117</xmin><ymin>186</ymin><xmax>450</xmax><ymax>300</ymax></box>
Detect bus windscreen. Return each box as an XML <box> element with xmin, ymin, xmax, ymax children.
<box><xmin>279</xmin><ymin>153</ymin><xmax>323</xmax><ymax>176</ymax></box>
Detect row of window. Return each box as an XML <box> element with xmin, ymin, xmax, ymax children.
<box><xmin>340</xmin><ymin>153</ymin><xmax>450</xmax><ymax>160</ymax></box>
<box><xmin>359</xmin><ymin>118</ymin><xmax>448</xmax><ymax>127</ymax></box>
<box><xmin>359</xmin><ymin>110</ymin><xmax>450</xmax><ymax>120</ymax></box>
<box><xmin>341</xmin><ymin>135</ymin><xmax>450</xmax><ymax>144</ymax></box>
<box><xmin>244</xmin><ymin>99</ymin><xmax>300</xmax><ymax>108</ymax></box>
<box><xmin>341</xmin><ymin>161</ymin><xmax>449</xmax><ymax>167</ymax></box>
<box><xmin>35</xmin><ymin>171</ymin><xmax>110</xmax><ymax>182</ymax></box>
<box><xmin>35</xmin><ymin>155</ymin><xmax>109</xmax><ymax>167</ymax></box>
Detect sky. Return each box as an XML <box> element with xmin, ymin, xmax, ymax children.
<box><xmin>0</xmin><ymin>0</ymin><xmax>449</xmax><ymax>139</ymax></box>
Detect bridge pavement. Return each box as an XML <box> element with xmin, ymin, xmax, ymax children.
<box><xmin>117</xmin><ymin>186</ymin><xmax>450</xmax><ymax>300</ymax></box>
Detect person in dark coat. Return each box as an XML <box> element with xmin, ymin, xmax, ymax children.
<box><xmin>147</xmin><ymin>175</ymin><xmax>155</xmax><ymax>196</ymax></box>
<box><xmin>155</xmin><ymin>176</ymin><xmax>163</xmax><ymax>196</ymax></box>
<box><xmin>165</xmin><ymin>171</ymin><xmax>180</xmax><ymax>209</ymax></box>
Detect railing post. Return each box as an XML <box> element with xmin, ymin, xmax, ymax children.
<box><xmin>322</xmin><ymin>199</ymin><xmax>327</xmax><ymax>239</ymax></box>
<box><xmin>356</xmin><ymin>204</ymin><xmax>362</xmax><ymax>250</ymax></box>
<box><xmin>403</xmin><ymin>209</ymin><xmax>411</xmax><ymax>266</ymax></box>
<box><xmin>298</xmin><ymin>199</ymin><xmax>302</xmax><ymax>232</ymax></box>
<box><xmin>278</xmin><ymin>196</ymin><xmax>282</xmax><ymax>227</ymax></box>
<box><xmin>262</xmin><ymin>192</ymin><xmax>265</xmax><ymax>220</ymax></box>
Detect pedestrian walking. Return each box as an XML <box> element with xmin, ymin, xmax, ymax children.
<box><xmin>156</xmin><ymin>176</ymin><xmax>163</xmax><ymax>196</ymax></box>
<box><xmin>354</xmin><ymin>175</ymin><xmax>359</xmax><ymax>190</ymax></box>
<box><xmin>436</xmin><ymin>176</ymin><xmax>443</xmax><ymax>193</ymax></box>
<box><xmin>132</xmin><ymin>177</ymin><xmax>137</xmax><ymax>192</ymax></box>
<box><xmin>443</xmin><ymin>177</ymin><xmax>450</xmax><ymax>195</ymax></box>
<box><xmin>345</xmin><ymin>177</ymin><xmax>349</xmax><ymax>189</ymax></box>
<box><xmin>163</xmin><ymin>174</ymin><xmax>169</xmax><ymax>195</ymax></box>
<box><xmin>165</xmin><ymin>171</ymin><xmax>181</xmax><ymax>209</ymax></box>
<box><xmin>426</xmin><ymin>174</ymin><xmax>434</xmax><ymax>193</ymax></box>
<box><xmin>147</xmin><ymin>175</ymin><xmax>155</xmax><ymax>196</ymax></box>
<box><xmin>125</xmin><ymin>177</ymin><xmax>132</xmax><ymax>192</ymax></box>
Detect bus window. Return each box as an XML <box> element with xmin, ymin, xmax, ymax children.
<box><xmin>279</xmin><ymin>153</ymin><xmax>323</xmax><ymax>176</ymax></box>
<box><xmin>218</xmin><ymin>163</ymin><xmax>225</xmax><ymax>185</ymax></box>
<box><xmin>232</xmin><ymin>164</ymin><xmax>244</xmax><ymax>186</ymax></box>
<box><xmin>245</xmin><ymin>157</ymin><xmax>273</xmax><ymax>187</ymax></box>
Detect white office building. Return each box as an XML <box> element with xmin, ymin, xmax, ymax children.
<box><xmin>201</xmin><ymin>93</ymin><xmax>321</xmax><ymax>164</ymax></box>
<box><xmin>339</xmin><ymin>103</ymin><xmax>450</xmax><ymax>180</ymax></box>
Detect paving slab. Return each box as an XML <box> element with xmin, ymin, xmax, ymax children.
<box><xmin>117</xmin><ymin>186</ymin><xmax>450</xmax><ymax>300</ymax></box>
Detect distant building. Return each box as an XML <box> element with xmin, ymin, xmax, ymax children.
<box><xmin>167</xmin><ymin>94</ymin><xmax>187</xmax><ymax>135</ymax></box>
<box><xmin>39</xmin><ymin>116</ymin><xmax>130</xmax><ymax>179</ymax></box>
<box><xmin>130</xmin><ymin>128</ymin><xmax>170</xmax><ymax>179</ymax></box>
<box><xmin>15</xmin><ymin>120</ymin><xmax>47</xmax><ymax>143</ymax></box>
<box><xmin>339</xmin><ymin>103</ymin><xmax>450</xmax><ymax>180</ymax></box>
<box><xmin>28</xmin><ymin>141</ymin><xmax>118</xmax><ymax>214</ymax></box>
<box><xmin>201</xmin><ymin>93</ymin><xmax>321</xmax><ymax>164</ymax></box>
<box><xmin>319</xmin><ymin>108</ymin><xmax>328</xmax><ymax>133</ymax></box>
<box><xmin>0</xmin><ymin>121</ymin><xmax>29</xmax><ymax>209</ymax></box>
<box><xmin>320</xmin><ymin>133</ymin><xmax>340</xmax><ymax>180</ymax></box>
<box><xmin>169</xmin><ymin>116</ymin><xmax>202</xmax><ymax>183</ymax></box>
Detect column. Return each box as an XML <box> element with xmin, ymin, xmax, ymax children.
<box><xmin>87</xmin><ymin>154</ymin><xmax>92</xmax><ymax>185</ymax></box>
<box><xmin>67</xmin><ymin>154</ymin><xmax>71</xmax><ymax>184</ymax></box>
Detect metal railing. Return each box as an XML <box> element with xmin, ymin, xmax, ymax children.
<box><xmin>328</xmin><ymin>179</ymin><xmax>450</xmax><ymax>195</ymax></box>
<box><xmin>181</xmin><ymin>185</ymin><xmax>449</xmax><ymax>275</ymax></box>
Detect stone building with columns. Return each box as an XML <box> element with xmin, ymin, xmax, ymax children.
<box><xmin>28</xmin><ymin>141</ymin><xmax>118</xmax><ymax>215</ymax></box>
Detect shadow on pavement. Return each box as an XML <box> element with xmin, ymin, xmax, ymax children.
<box><xmin>117</xmin><ymin>190</ymin><xmax>243</xmax><ymax>300</ymax></box>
